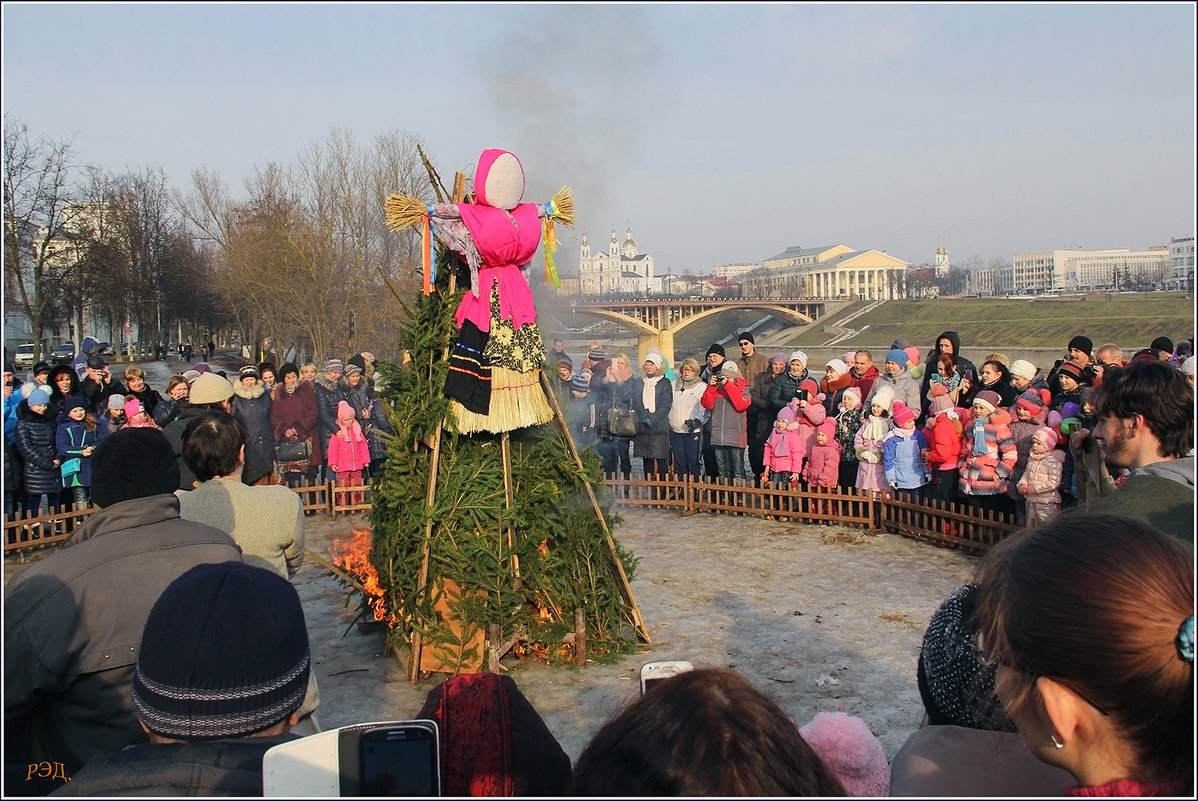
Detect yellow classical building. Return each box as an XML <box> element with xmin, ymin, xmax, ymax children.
<box><xmin>746</xmin><ymin>244</ymin><xmax>910</xmax><ymax>300</ymax></box>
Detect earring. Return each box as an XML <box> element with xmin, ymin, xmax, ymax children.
<box><xmin>1050</xmin><ymin>733</ymin><xmax>1064</xmax><ymax>750</ymax></box>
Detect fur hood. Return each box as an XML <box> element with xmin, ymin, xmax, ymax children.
<box><xmin>232</xmin><ymin>381</ymin><xmax>266</xmax><ymax>400</ymax></box>
<box><xmin>313</xmin><ymin>373</ymin><xmax>345</xmax><ymax>393</ymax></box>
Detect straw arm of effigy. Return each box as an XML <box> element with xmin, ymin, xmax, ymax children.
<box><xmin>384</xmin><ymin>186</ymin><xmax>574</xmax><ymax>232</ymax></box>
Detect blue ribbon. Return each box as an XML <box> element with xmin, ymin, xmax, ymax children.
<box><xmin>1178</xmin><ymin>615</ymin><xmax>1194</xmax><ymax>663</ymax></box>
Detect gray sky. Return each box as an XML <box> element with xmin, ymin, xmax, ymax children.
<box><xmin>3</xmin><ymin>3</ymin><xmax>1194</xmax><ymax>276</ymax></box>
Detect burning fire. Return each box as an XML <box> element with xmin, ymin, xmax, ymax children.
<box><xmin>332</xmin><ymin>528</ymin><xmax>397</xmax><ymax>625</ymax></box>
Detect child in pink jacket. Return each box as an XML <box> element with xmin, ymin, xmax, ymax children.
<box><xmin>763</xmin><ymin>403</ymin><xmax>804</xmax><ymax>488</ymax></box>
<box><xmin>804</xmin><ymin>418</ymin><xmax>842</xmax><ymax>520</ymax></box>
<box><xmin>327</xmin><ymin>400</ymin><xmax>370</xmax><ymax>504</ymax></box>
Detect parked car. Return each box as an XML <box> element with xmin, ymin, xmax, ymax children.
<box><xmin>50</xmin><ymin>342</ymin><xmax>75</xmax><ymax>363</ymax></box>
<box><xmin>14</xmin><ymin>343</ymin><xmax>36</xmax><ymax>367</ymax></box>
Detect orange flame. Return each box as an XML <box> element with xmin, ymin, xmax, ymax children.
<box><xmin>332</xmin><ymin>528</ymin><xmax>397</xmax><ymax>625</ymax></box>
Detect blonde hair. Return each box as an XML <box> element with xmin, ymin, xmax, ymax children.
<box><xmin>124</xmin><ymin>366</ymin><xmax>145</xmax><ymax>381</ymax></box>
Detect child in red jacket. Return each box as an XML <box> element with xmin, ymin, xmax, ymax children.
<box><xmin>327</xmin><ymin>400</ymin><xmax>370</xmax><ymax>504</ymax></box>
<box><xmin>922</xmin><ymin>388</ymin><xmax>963</xmax><ymax>505</ymax></box>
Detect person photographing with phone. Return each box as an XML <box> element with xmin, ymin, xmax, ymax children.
<box><xmin>701</xmin><ymin>360</ymin><xmax>752</xmax><ymax>482</ymax></box>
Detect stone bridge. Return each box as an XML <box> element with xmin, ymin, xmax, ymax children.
<box><xmin>550</xmin><ymin>297</ymin><xmax>827</xmax><ymax>366</ymax></box>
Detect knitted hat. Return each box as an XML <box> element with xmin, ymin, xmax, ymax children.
<box><xmin>1067</xmin><ymin>335</ymin><xmax>1092</xmax><ymax>355</ymax></box>
<box><xmin>903</xmin><ymin>346</ymin><xmax>921</xmax><ymax>367</ymax></box>
<box><xmin>916</xmin><ymin>583</ymin><xmax>1007</xmax><ymax>731</ymax></box>
<box><xmin>417</xmin><ymin>672</ymin><xmax>571</xmax><ymax>797</ymax></box>
<box><xmin>929</xmin><ymin>394</ymin><xmax>954</xmax><ymax>416</ymax></box>
<box><xmin>569</xmin><ymin>375</ymin><xmax>590</xmax><ymax>392</ymax></box>
<box><xmin>554</xmin><ymin>354</ymin><xmax>574</xmax><ymax>371</ymax></box>
<box><xmin>737</xmin><ymin>331</ymin><xmax>755</xmax><ymax>344</ymax></box>
<box><xmin>107</xmin><ymin>393</ymin><xmax>127</xmax><ymax>412</ymax></box>
<box><xmin>189</xmin><ymin>372</ymin><xmax>234</xmax><ymax>405</ymax></box>
<box><xmin>1009</xmin><ymin>359</ymin><xmax>1037</xmax><ymax>381</ymax></box>
<box><xmin>870</xmin><ymin>385</ymin><xmax>895</xmax><ymax>413</ymax></box>
<box><xmin>885</xmin><ymin>349</ymin><xmax>909</xmax><ymax>368</ymax></box>
<box><xmin>816</xmin><ymin>418</ymin><xmax>836</xmax><ymax>439</ymax></box>
<box><xmin>33</xmin><ymin>361</ymin><xmax>50</xmax><ymax>376</ymax></box>
<box><xmin>769</xmin><ymin>352</ymin><xmax>788</xmax><ymax>365</ymax></box>
<box><xmin>337</xmin><ymin>400</ymin><xmax>355</xmax><ymax>421</ymax></box>
<box><xmin>131</xmin><ymin>562</ymin><xmax>310</xmax><ymax>741</ymax></box>
<box><xmin>1056</xmin><ymin>360</ymin><xmax>1085</xmax><ymax>384</ymax></box>
<box><xmin>322</xmin><ymin>358</ymin><xmax>344</xmax><ymax>373</ymax></box>
<box><xmin>345</xmin><ymin>363</ymin><xmax>363</xmax><ymax>377</ymax></box>
<box><xmin>929</xmin><ymin>382</ymin><xmax>948</xmax><ymax>398</ymax></box>
<box><xmin>1182</xmin><ymin>356</ymin><xmax>1196</xmax><ymax>378</ymax></box>
<box><xmin>841</xmin><ymin>386</ymin><xmax>862</xmax><ymax>409</ymax></box>
<box><xmin>278</xmin><ymin>362</ymin><xmax>299</xmax><ymax>382</ymax></box>
<box><xmin>720</xmin><ymin>361</ymin><xmax>741</xmax><ymax>379</ymax></box>
<box><xmin>891</xmin><ymin>401</ymin><xmax>917</xmax><ymax>427</ymax></box>
<box><xmin>124</xmin><ymin>398</ymin><xmax>144</xmax><ymax>418</ymax></box>
<box><xmin>789</xmin><ymin>349</ymin><xmax>807</xmax><ymax>366</ymax></box>
<box><xmin>1033</xmin><ymin>426</ymin><xmax>1059</xmax><ymax>449</ymax></box>
<box><xmin>85</xmin><ymin>355</ymin><xmax>107</xmax><ymax>369</ymax></box>
<box><xmin>799</xmin><ymin>378</ymin><xmax>819</xmax><ymax>398</ymax></box>
<box><xmin>799</xmin><ymin>711</ymin><xmax>890</xmax><ymax>797</ymax></box>
<box><xmin>1015</xmin><ymin>389</ymin><xmax>1047</xmax><ymax>415</ymax></box>
<box><xmin>588</xmin><ymin>345</ymin><xmax>606</xmax><ymax>361</ymax></box>
<box><xmin>891</xmin><ymin>337</ymin><xmax>913</xmax><ymax>351</ymax></box>
<box><xmin>194</xmin><ymin>362</ymin><xmax>212</xmax><ymax>374</ymax></box>
<box><xmin>644</xmin><ymin>352</ymin><xmax>663</xmax><ymax>368</ymax></box>
<box><xmin>238</xmin><ymin>364</ymin><xmax>259</xmax><ymax>380</ymax></box>
<box><xmin>971</xmin><ymin>390</ymin><xmax>1001</xmax><ymax>414</ymax></box>
<box><xmin>706</xmin><ymin>343</ymin><xmax>725</xmax><ymax>358</ymax></box>
<box><xmin>1150</xmin><ymin>336</ymin><xmax>1174</xmax><ymax>355</ymax></box>
<box><xmin>347</xmin><ymin>354</ymin><xmax>367</xmax><ymax>371</ymax></box>
<box><xmin>26</xmin><ymin>386</ymin><xmax>51</xmax><ymax>407</ymax></box>
<box><xmin>825</xmin><ymin>358</ymin><xmax>848</xmax><ymax>376</ymax></box>
<box><xmin>91</xmin><ymin>428</ymin><xmax>181</xmax><ymax>507</ymax></box>
<box><xmin>64</xmin><ymin>396</ymin><xmax>88</xmax><ymax>413</ymax></box>
<box><xmin>182</xmin><ymin>369</ymin><xmax>202</xmax><ymax>384</ymax></box>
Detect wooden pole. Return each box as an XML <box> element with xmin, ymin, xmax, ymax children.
<box><xmin>409</xmin><ymin>171</ymin><xmax>468</xmax><ymax>682</ymax></box>
<box><xmin>539</xmin><ymin>371</ymin><xmax>650</xmax><ymax>643</ymax></box>
<box><xmin>500</xmin><ymin>432</ymin><xmax>521</xmax><ymax>583</ymax></box>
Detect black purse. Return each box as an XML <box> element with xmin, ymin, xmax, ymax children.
<box><xmin>606</xmin><ymin>404</ymin><xmax>638</xmax><ymax>438</ymax></box>
<box><xmin>276</xmin><ymin>437</ymin><xmax>312</xmax><ymax>464</ymax></box>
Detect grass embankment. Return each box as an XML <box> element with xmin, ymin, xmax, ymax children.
<box><xmin>785</xmin><ymin>293</ymin><xmax>1195</xmax><ymax>349</ymax></box>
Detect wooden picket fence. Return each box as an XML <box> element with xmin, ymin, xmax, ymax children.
<box><xmin>4</xmin><ymin>478</ymin><xmax>373</xmax><ymax>558</ymax></box>
<box><xmin>603</xmin><ymin>474</ymin><xmax>1018</xmax><ymax>553</ymax></box>
<box><xmin>5</xmin><ymin>475</ymin><xmax>1015</xmax><ymax>559</ymax></box>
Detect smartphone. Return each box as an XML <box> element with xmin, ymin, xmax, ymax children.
<box><xmin>354</xmin><ymin>721</ymin><xmax>441</xmax><ymax>797</ymax></box>
<box><xmin>640</xmin><ymin>659</ymin><xmax>694</xmax><ymax>694</ymax></box>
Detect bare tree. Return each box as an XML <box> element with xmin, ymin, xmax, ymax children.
<box><xmin>3</xmin><ymin>115</ymin><xmax>83</xmax><ymax>358</ymax></box>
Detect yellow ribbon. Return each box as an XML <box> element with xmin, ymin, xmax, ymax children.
<box><xmin>543</xmin><ymin>202</ymin><xmax>561</xmax><ymax>289</ymax></box>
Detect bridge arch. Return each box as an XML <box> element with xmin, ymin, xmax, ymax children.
<box><xmin>558</xmin><ymin>303</ymin><xmax>814</xmax><ymax>367</ymax></box>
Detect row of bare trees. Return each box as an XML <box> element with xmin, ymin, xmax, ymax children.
<box><xmin>5</xmin><ymin>114</ymin><xmax>432</xmax><ymax>366</ymax></box>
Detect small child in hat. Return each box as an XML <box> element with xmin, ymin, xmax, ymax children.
<box><xmin>123</xmin><ymin>397</ymin><xmax>160</xmax><ymax>430</ymax></box>
<box><xmin>565</xmin><ymin>372</ymin><xmax>597</xmax><ymax>449</ymax></box>
<box><xmin>327</xmin><ymin>400</ymin><xmax>370</xmax><ymax>505</ymax></box>
<box><xmin>99</xmin><ymin>393</ymin><xmax>127</xmax><ymax>437</ymax></box>
<box><xmin>1016</xmin><ymin>427</ymin><xmax>1063</xmax><ymax>525</ymax></box>
<box><xmin>56</xmin><ymin>396</ymin><xmax>99</xmax><ymax>510</ymax></box>
<box><xmin>833</xmin><ymin>386</ymin><xmax>864</xmax><ymax>492</ymax></box>
<box><xmin>883</xmin><ymin>400</ymin><xmax>930</xmax><ymax>501</ymax></box>
<box><xmin>803</xmin><ymin>418</ymin><xmax>841</xmax><ymax>521</ymax></box>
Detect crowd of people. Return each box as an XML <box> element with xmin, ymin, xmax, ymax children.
<box><xmin>5</xmin><ymin>428</ymin><xmax>1191</xmax><ymax>796</ymax></box>
<box><xmin>3</xmin><ymin>350</ymin><xmax>395</xmax><ymax>524</ymax></box>
<box><xmin>2</xmin><ymin>331</ymin><xmax>1193</xmax><ymax>796</ymax></box>
<box><xmin>548</xmin><ymin>330</ymin><xmax>1195</xmax><ymax>541</ymax></box>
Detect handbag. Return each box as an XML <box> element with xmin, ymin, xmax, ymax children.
<box><xmin>606</xmin><ymin>404</ymin><xmax>638</xmax><ymax>438</ymax></box>
<box><xmin>276</xmin><ymin>437</ymin><xmax>312</xmax><ymax>464</ymax></box>
<box><xmin>60</xmin><ymin>457</ymin><xmax>82</xmax><ymax>479</ymax></box>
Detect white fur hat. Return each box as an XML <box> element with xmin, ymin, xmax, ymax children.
<box><xmin>870</xmin><ymin>384</ymin><xmax>895</xmax><ymax>413</ymax></box>
<box><xmin>825</xmin><ymin>358</ymin><xmax>849</xmax><ymax>376</ymax></box>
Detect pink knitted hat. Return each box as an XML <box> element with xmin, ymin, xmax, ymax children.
<box><xmin>337</xmin><ymin>400</ymin><xmax>355</xmax><ymax>422</ymax></box>
<box><xmin>799</xmin><ymin>711</ymin><xmax>890</xmax><ymax>797</ymax></box>
<box><xmin>1034</xmin><ymin>426</ymin><xmax>1059</xmax><ymax>449</ymax></box>
<box><xmin>817</xmin><ymin>418</ymin><xmax>836</xmax><ymax>439</ymax></box>
<box><xmin>841</xmin><ymin>386</ymin><xmax>862</xmax><ymax>409</ymax></box>
<box><xmin>891</xmin><ymin>401</ymin><xmax>917</xmax><ymax>427</ymax></box>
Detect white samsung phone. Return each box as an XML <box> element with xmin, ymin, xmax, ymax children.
<box><xmin>639</xmin><ymin>659</ymin><xmax>694</xmax><ymax>694</ymax></box>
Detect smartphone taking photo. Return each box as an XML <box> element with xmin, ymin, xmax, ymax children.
<box><xmin>640</xmin><ymin>659</ymin><xmax>694</xmax><ymax>695</ymax></box>
<box><xmin>356</xmin><ymin>721</ymin><xmax>440</xmax><ymax>797</ymax></box>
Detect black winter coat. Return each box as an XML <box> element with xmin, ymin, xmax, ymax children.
<box><xmin>14</xmin><ymin>401</ymin><xmax>60</xmax><ymax>496</ymax></box>
<box><xmin>313</xmin><ymin>375</ymin><xmax>350</xmax><ymax>450</ymax></box>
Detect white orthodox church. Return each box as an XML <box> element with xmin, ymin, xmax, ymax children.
<box><xmin>578</xmin><ymin>227</ymin><xmax>659</xmax><ymax>296</ymax></box>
